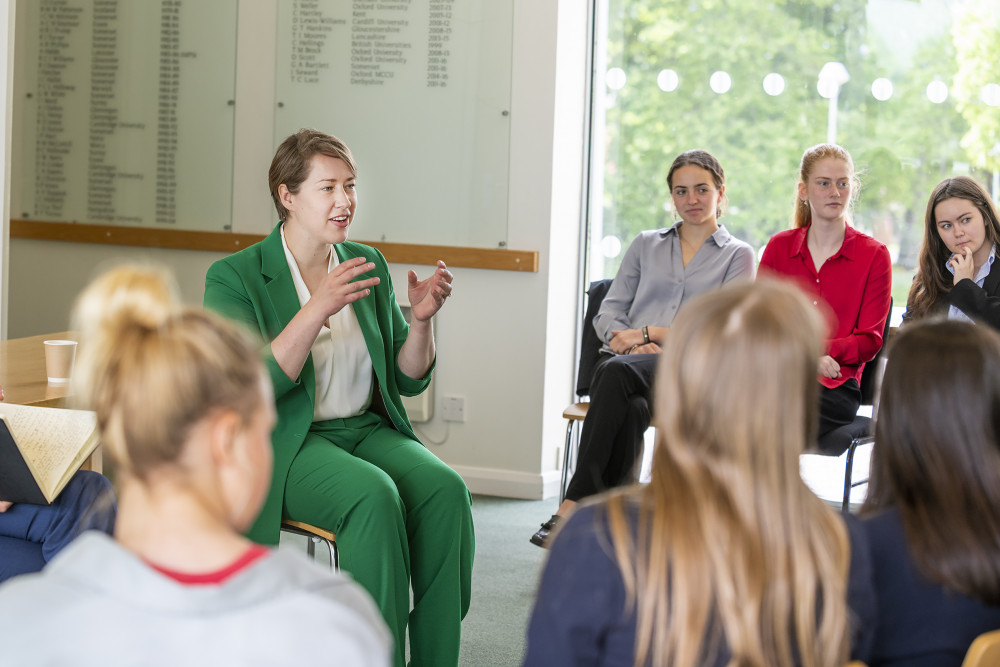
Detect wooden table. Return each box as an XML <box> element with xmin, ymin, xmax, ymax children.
<box><xmin>0</xmin><ymin>331</ymin><xmax>101</xmax><ymax>471</ymax></box>
<box><xmin>0</xmin><ymin>331</ymin><xmax>77</xmax><ymax>407</ymax></box>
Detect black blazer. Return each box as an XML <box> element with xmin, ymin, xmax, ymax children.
<box><xmin>903</xmin><ymin>259</ymin><xmax>1000</xmax><ymax>329</ymax></box>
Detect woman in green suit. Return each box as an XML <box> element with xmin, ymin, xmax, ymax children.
<box><xmin>204</xmin><ymin>129</ymin><xmax>474</xmax><ymax>667</ymax></box>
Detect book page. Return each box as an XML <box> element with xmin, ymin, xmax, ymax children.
<box><xmin>0</xmin><ymin>404</ymin><xmax>98</xmax><ymax>501</ymax></box>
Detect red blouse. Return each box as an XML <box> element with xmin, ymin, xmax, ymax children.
<box><xmin>758</xmin><ymin>224</ymin><xmax>892</xmax><ymax>389</ymax></box>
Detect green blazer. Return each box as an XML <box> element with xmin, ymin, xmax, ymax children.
<box><xmin>204</xmin><ymin>224</ymin><xmax>432</xmax><ymax>544</ymax></box>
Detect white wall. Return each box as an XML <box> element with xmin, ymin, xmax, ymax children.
<box><xmin>1</xmin><ymin>0</ymin><xmax>15</xmax><ymax>339</ymax></box>
<box><xmin>5</xmin><ymin>0</ymin><xmax>588</xmax><ymax>499</ymax></box>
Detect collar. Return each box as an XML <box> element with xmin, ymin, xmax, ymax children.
<box><xmin>789</xmin><ymin>223</ymin><xmax>858</xmax><ymax>261</ymax></box>
<box><xmin>945</xmin><ymin>243</ymin><xmax>996</xmax><ymax>279</ymax></box>
<box><xmin>661</xmin><ymin>221</ymin><xmax>733</xmax><ymax>247</ymax></box>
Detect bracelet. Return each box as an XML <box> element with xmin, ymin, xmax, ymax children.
<box><xmin>628</xmin><ymin>344</ymin><xmax>639</xmax><ymax>354</ymax></box>
<box><xmin>642</xmin><ymin>326</ymin><xmax>650</xmax><ymax>345</ymax></box>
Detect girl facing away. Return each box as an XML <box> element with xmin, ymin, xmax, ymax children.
<box><xmin>903</xmin><ymin>175</ymin><xmax>1000</xmax><ymax>327</ymax></box>
<box><xmin>758</xmin><ymin>143</ymin><xmax>892</xmax><ymax>442</ymax></box>
<box><xmin>524</xmin><ymin>280</ymin><xmax>876</xmax><ymax>667</ymax></box>
<box><xmin>860</xmin><ymin>320</ymin><xmax>1000</xmax><ymax>666</ymax></box>
<box><xmin>0</xmin><ymin>265</ymin><xmax>391</xmax><ymax>666</ymax></box>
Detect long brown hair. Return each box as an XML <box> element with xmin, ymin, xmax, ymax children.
<box><xmin>603</xmin><ymin>280</ymin><xmax>851</xmax><ymax>666</ymax></box>
<box><xmin>794</xmin><ymin>143</ymin><xmax>859</xmax><ymax>228</ymax></box>
<box><xmin>862</xmin><ymin>320</ymin><xmax>1000</xmax><ymax>604</ymax></box>
<box><xmin>905</xmin><ymin>176</ymin><xmax>1000</xmax><ymax>321</ymax></box>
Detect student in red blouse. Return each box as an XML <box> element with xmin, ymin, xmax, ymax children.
<box><xmin>758</xmin><ymin>143</ymin><xmax>891</xmax><ymax>439</ymax></box>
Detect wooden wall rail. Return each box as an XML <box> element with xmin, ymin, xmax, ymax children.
<box><xmin>10</xmin><ymin>220</ymin><xmax>539</xmax><ymax>273</ymax></box>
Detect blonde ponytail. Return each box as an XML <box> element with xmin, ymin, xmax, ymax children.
<box><xmin>71</xmin><ymin>265</ymin><xmax>264</xmax><ymax>479</ymax></box>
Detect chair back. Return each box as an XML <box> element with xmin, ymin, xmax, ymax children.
<box><xmin>963</xmin><ymin>628</ymin><xmax>1000</xmax><ymax>667</ymax></box>
<box><xmin>859</xmin><ymin>297</ymin><xmax>893</xmax><ymax>406</ymax></box>
<box><xmin>575</xmin><ymin>278</ymin><xmax>614</xmax><ymax>397</ymax></box>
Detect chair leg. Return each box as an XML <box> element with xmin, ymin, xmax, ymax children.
<box><xmin>842</xmin><ymin>439</ymin><xmax>858</xmax><ymax>513</ymax></box>
<box><xmin>560</xmin><ymin>420</ymin><xmax>577</xmax><ymax>504</ymax></box>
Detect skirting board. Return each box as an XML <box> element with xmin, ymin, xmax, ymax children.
<box><xmin>451</xmin><ymin>464</ymin><xmax>563</xmax><ymax>500</ymax></box>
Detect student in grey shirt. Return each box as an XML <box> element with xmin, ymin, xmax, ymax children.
<box><xmin>0</xmin><ymin>265</ymin><xmax>390</xmax><ymax>666</ymax></box>
<box><xmin>531</xmin><ymin>150</ymin><xmax>755</xmax><ymax>548</ymax></box>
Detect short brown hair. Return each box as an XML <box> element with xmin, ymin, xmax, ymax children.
<box><xmin>268</xmin><ymin>129</ymin><xmax>357</xmax><ymax>221</ymax></box>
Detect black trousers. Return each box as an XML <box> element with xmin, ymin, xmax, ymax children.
<box><xmin>818</xmin><ymin>379</ymin><xmax>862</xmax><ymax>439</ymax></box>
<box><xmin>564</xmin><ymin>352</ymin><xmax>656</xmax><ymax>503</ymax></box>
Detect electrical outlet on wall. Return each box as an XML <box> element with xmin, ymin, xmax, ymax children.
<box><xmin>442</xmin><ymin>395</ymin><xmax>465</xmax><ymax>422</ymax></box>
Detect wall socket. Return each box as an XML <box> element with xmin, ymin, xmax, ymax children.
<box><xmin>442</xmin><ymin>395</ymin><xmax>466</xmax><ymax>422</ymax></box>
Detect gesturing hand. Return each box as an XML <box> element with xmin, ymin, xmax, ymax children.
<box><xmin>409</xmin><ymin>261</ymin><xmax>454</xmax><ymax>322</ymax></box>
<box><xmin>950</xmin><ymin>246</ymin><xmax>976</xmax><ymax>285</ymax></box>
<box><xmin>314</xmin><ymin>256</ymin><xmax>380</xmax><ymax>319</ymax></box>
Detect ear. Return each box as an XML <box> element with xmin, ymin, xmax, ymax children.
<box><xmin>278</xmin><ymin>184</ymin><xmax>296</xmax><ymax>214</ymax></box>
<box><xmin>797</xmin><ymin>181</ymin><xmax>807</xmax><ymax>203</ymax></box>
<box><xmin>207</xmin><ymin>410</ymin><xmax>242</xmax><ymax>470</ymax></box>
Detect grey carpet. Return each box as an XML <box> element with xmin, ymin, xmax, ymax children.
<box><xmin>459</xmin><ymin>494</ymin><xmax>554</xmax><ymax>666</ymax></box>
<box><xmin>279</xmin><ymin>493</ymin><xmax>557</xmax><ymax>666</ymax></box>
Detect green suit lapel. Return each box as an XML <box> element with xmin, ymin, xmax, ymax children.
<box><xmin>261</xmin><ymin>226</ymin><xmax>316</xmax><ymax>404</ymax></box>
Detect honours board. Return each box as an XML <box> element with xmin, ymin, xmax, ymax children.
<box><xmin>274</xmin><ymin>0</ymin><xmax>513</xmax><ymax>248</ymax></box>
<box><xmin>12</xmin><ymin>0</ymin><xmax>238</xmax><ymax>232</ymax></box>
<box><xmin>11</xmin><ymin>0</ymin><xmax>516</xmax><ymax>250</ymax></box>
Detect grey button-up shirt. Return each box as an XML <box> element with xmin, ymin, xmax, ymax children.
<box><xmin>593</xmin><ymin>222</ymin><xmax>755</xmax><ymax>349</ymax></box>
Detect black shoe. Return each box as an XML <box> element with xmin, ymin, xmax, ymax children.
<box><xmin>529</xmin><ymin>514</ymin><xmax>563</xmax><ymax>548</ymax></box>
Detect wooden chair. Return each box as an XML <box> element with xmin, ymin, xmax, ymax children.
<box><xmin>845</xmin><ymin>662</ymin><xmax>868</xmax><ymax>667</ymax></box>
<box><xmin>280</xmin><ymin>519</ymin><xmax>339</xmax><ymax>571</ymax></box>
<box><xmin>963</xmin><ymin>628</ymin><xmax>1000</xmax><ymax>667</ymax></box>
<box><xmin>559</xmin><ymin>278</ymin><xmax>613</xmax><ymax>502</ymax></box>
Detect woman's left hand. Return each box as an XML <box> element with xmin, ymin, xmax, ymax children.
<box><xmin>409</xmin><ymin>260</ymin><xmax>454</xmax><ymax>321</ymax></box>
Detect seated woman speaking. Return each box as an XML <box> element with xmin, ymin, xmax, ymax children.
<box><xmin>204</xmin><ymin>129</ymin><xmax>474</xmax><ymax>667</ymax></box>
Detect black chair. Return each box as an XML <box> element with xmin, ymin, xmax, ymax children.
<box><xmin>559</xmin><ymin>278</ymin><xmax>614</xmax><ymax>502</ymax></box>
<box><xmin>813</xmin><ymin>298</ymin><xmax>893</xmax><ymax>513</ymax></box>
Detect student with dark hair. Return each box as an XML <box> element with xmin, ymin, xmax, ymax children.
<box><xmin>758</xmin><ymin>143</ymin><xmax>891</xmax><ymax>439</ymax></box>
<box><xmin>0</xmin><ymin>265</ymin><xmax>390</xmax><ymax>665</ymax></box>
<box><xmin>205</xmin><ymin>129</ymin><xmax>474</xmax><ymax>667</ymax></box>
<box><xmin>861</xmin><ymin>320</ymin><xmax>1000</xmax><ymax>666</ymax></box>
<box><xmin>529</xmin><ymin>149</ymin><xmax>755</xmax><ymax>548</ymax></box>
<box><xmin>525</xmin><ymin>280</ymin><xmax>875</xmax><ymax>667</ymax></box>
<box><xmin>903</xmin><ymin>176</ymin><xmax>1000</xmax><ymax>326</ymax></box>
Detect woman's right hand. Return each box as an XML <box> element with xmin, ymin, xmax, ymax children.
<box><xmin>609</xmin><ymin>329</ymin><xmax>643</xmax><ymax>354</ymax></box>
<box><xmin>310</xmin><ymin>257</ymin><xmax>380</xmax><ymax>320</ymax></box>
<box><xmin>818</xmin><ymin>355</ymin><xmax>841</xmax><ymax>379</ymax></box>
<box><xmin>950</xmin><ymin>246</ymin><xmax>976</xmax><ymax>285</ymax></box>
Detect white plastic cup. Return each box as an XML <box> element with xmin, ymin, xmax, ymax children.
<box><xmin>43</xmin><ymin>340</ymin><xmax>78</xmax><ymax>384</ymax></box>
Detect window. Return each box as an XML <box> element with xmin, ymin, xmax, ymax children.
<box><xmin>587</xmin><ymin>0</ymin><xmax>1000</xmax><ymax>310</ymax></box>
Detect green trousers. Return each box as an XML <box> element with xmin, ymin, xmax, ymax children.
<box><xmin>282</xmin><ymin>412</ymin><xmax>475</xmax><ymax>667</ymax></box>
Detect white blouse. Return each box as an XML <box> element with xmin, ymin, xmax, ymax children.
<box><xmin>281</xmin><ymin>225</ymin><xmax>374</xmax><ymax>421</ymax></box>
